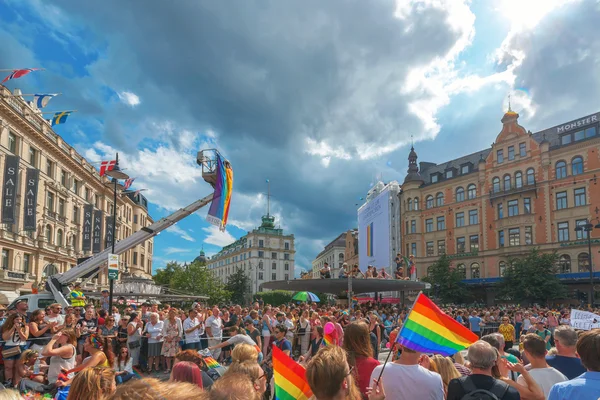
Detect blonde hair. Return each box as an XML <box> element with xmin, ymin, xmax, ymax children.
<box><xmin>207</xmin><ymin>372</ymin><xmax>261</xmax><ymax>400</ymax></box>
<box><xmin>106</xmin><ymin>378</ymin><xmax>204</xmax><ymax>400</ymax></box>
<box><xmin>231</xmin><ymin>343</ymin><xmax>258</xmax><ymax>363</ymax></box>
<box><xmin>432</xmin><ymin>355</ymin><xmax>461</xmax><ymax>389</ymax></box>
<box><xmin>19</xmin><ymin>349</ymin><xmax>38</xmax><ymax>363</ymax></box>
<box><xmin>227</xmin><ymin>360</ymin><xmax>262</xmax><ymax>382</ymax></box>
<box><xmin>67</xmin><ymin>367</ymin><xmax>115</xmax><ymax>400</ymax></box>
<box><xmin>452</xmin><ymin>351</ymin><xmax>465</xmax><ymax>365</ymax></box>
<box><xmin>306</xmin><ymin>346</ymin><xmax>362</xmax><ymax>400</ymax></box>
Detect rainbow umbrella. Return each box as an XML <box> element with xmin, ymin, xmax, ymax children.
<box><xmin>292</xmin><ymin>291</ymin><xmax>320</xmax><ymax>302</ymax></box>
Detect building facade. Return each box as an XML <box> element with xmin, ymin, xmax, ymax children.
<box><xmin>344</xmin><ymin>229</ymin><xmax>359</xmax><ymax>268</ymax></box>
<box><xmin>400</xmin><ymin>109</ymin><xmax>600</xmax><ymax>304</ymax></box>
<box><xmin>311</xmin><ymin>232</ymin><xmax>346</xmax><ymax>278</ymax></box>
<box><xmin>207</xmin><ymin>214</ymin><xmax>295</xmax><ymax>294</ymax></box>
<box><xmin>0</xmin><ymin>86</ymin><xmax>154</xmax><ymax>303</ymax></box>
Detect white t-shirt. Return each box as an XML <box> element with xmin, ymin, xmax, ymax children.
<box><xmin>370</xmin><ymin>363</ymin><xmax>445</xmax><ymax>400</ymax></box>
<box><xmin>206</xmin><ymin>316</ymin><xmax>222</xmax><ymax>339</ymax></box>
<box><xmin>144</xmin><ymin>321</ymin><xmax>164</xmax><ymax>343</ymax></box>
<box><xmin>226</xmin><ymin>334</ymin><xmax>259</xmax><ymax>348</ymax></box>
<box><xmin>44</xmin><ymin>314</ymin><xmax>65</xmax><ymax>326</ymax></box>
<box><xmin>517</xmin><ymin>367</ymin><xmax>567</xmax><ymax>399</ymax></box>
<box><xmin>183</xmin><ymin>317</ymin><xmax>203</xmax><ymax>343</ymax></box>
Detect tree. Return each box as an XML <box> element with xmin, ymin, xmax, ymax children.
<box><xmin>255</xmin><ymin>290</ymin><xmax>294</xmax><ymax>306</ymax></box>
<box><xmin>422</xmin><ymin>255</ymin><xmax>472</xmax><ymax>304</ymax></box>
<box><xmin>497</xmin><ymin>249</ymin><xmax>567</xmax><ymax>304</ymax></box>
<box><xmin>224</xmin><ymin>268</ymin><xmax>251</xmax><ymax>305</ymax></box>
<box><xmin>153</xmin><ymin>261</ymin><xmax>183</xmax><ymax>286</ymax></box>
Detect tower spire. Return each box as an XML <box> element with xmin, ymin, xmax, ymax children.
<box><xmin>266</xmin><ymin>179</ymin><xmax>271</xmax><ymax>217</ymax></box>
<box><xmin>508</xmin><ymin>94</ymin><xmax>512</xmax><ymax>112</ymax></box>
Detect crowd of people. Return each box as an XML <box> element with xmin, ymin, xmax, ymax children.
<box><xmin>320</xmin><ymin>254</ymin><xmax>416</xmax><ymax>280</ymax></box>
<box><xmin>0</xmin><ymin>292</ymin><xmax>597</xmax><ymax>399</ymax></box>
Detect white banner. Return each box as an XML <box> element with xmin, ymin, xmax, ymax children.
<box><xmin>570</xmin><ymin>308</ymin><xmax>600</xmax><ymax>330</ymax></box>
<box><xmin>358</xmin><ymin>187</ymin><xmax>390</xmax><ymax>272</ymax></box>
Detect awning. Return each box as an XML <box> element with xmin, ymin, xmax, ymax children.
<box><xmin>261</xmin><ymin>278</ymin><xmax>426</xmax><ymax>294</ymax></box>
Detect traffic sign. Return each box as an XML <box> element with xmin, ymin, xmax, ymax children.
<box><xmin>108</xmin><ymin>253</ymin><xmax>119</xmax><ymax>281</ymax></box>
<box><xmin>108</xmin><ymin>269</ymin><xmax>119</xmax><ymax>280</ymax></box>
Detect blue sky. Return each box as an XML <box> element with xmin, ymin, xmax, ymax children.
<box><xmin>1</xmin><ymin>0</ymin><xmax>598</xmax><ymax>277</ymax></box>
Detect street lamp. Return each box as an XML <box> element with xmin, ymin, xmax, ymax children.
<box><xmin>104</xmin><ymin>153</ymin><xmax>129</xmax><ymax>316</ymax></box>
<box><xmin>574</xmin><ymin>218</ymin><xmax>600</xmax><ymax>306</ymax></box>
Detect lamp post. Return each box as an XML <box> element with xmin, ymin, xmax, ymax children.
<box><xmin>574</xmin><ymin>218</ymin><xmax>600</xmax><ymax>306</ymax></box>
<box><xmin>104</xmin><ymin>153</ymin><xmax>129</xmax><ymax>316</ymax></box>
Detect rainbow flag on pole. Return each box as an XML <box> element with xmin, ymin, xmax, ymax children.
<box><xmin>397</xmin><ymin>293</ymin><xmax>478</xmax><ymax>356</ymax></box>
<box><xmin>366</xmin><ymin>222</ymin><xmax>373</xmax><ymax>256</ymax></box>
<box><xmin>273</xmin><ymin>346</ymin><xmax>313</xmax><ymax>400</ymax></box>
<box><xmin>206</xmin><ymin>153</ymin><xmax>233</xmax><ymax>231</ymax></box>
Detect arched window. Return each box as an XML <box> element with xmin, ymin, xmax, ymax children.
<box><xmin>578</xmin><ymin>253</ymin><xmax>590</xmax><ymax>272</ymax></box>
<box><xmin>471</xmin><ymin>263</ymin><xmax>480</xmax><ymax>279</ymax></box>
<box><xmin>515</xmin><ymin>171</ymin><xmax>523</xmax><ymax>189</ymax></box>
<box><xmin>559</xmin><ymin>254</ymin><xmax>571</xmax><ymax>274</ymax></box>
<box><xmin>499</xmin><ymin>261</ymin><xmax>506</xmax><ymax>277</ymax></box>
<box><xmin>457</xmin><ymin>264</ymin><xmax>466</xmax><ymax>279</ymax></box>
<box><xmin>56</xmin><ymin>229</ymin><xmax>63</xmax><ymax>247</ymax></box>
<box><xmin>572</xmin><ymin>156</ymin><xmax>584</xmax><ymax>175</ymax></box>
<box><xmin>556</xmin><ymin>161</ymin><xmax>567</xmax><ymax>179</ymax></box>
<box><xmin>414</xmin><ymin>197</ymin><xmax>419</xmax><ymax>210</ymax></box>
<box><xmin>45</xmin><ymin>225</ymin><xmax>53</xmax><ymax>244</ymax></box>
<box><xmin>42</xmin><ymin>264</ymin><xmax>58</xmax><ymax>278</ymax></box>
<box><xmin>467</xmin><ymin>184</ymin><xmax>476</xmax><ymax>199</ymax></box>
<box><xmin>339</xmin><ymin>253</ymin><xmax>344</xmax><ymax>261</ymax></box>
<box><xmin>456</xmin><ymin>187</ymin><xmax>465</xmax><ymax>202</ymax></box>
<box><xmin>526</xmin><ymin>168</ymin><xmax>535</xmax><ymax>185</ymax></box>
<box><xmin>258</xmin><ymin>261</ymin><xmax>263</xmax><ymax>270</ymax></box>
<box><xmin>492</xmin><ymin>177</ymin><xmax>500</xmax><ymax>193</ymax></box>
<box><xmin>436</xmin><ymin>192</ymin><xmax>444</xmax><ymax>207</ymax></box>
<box><xmin>503</xmin><ymin>175</ymin><xmax>511</xmax><ymax>191</ymax></box>
<box><xmin>426</xmin><ymin>195</ymin><xmax>434</xmax><ymax>209</ymax></box>
<box><xmin>407</xmin><ymin>198</ymin><xmax>413</xmax><ymax>211</ymax></box>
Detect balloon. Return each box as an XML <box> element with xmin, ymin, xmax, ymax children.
<box><xmin>385</xmin><ymin>342</ymin><xmax>391</xmax><ymax>349</ymax></box>
<box><xmin>324</xmin><ymin>322</ymin><xmax>335</xmax><ymax>335</ymax></box>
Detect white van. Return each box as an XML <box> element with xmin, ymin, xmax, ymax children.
<box><xmin>8</xmin><ymin>293</ymin><xmax>57</xmax><ymax>312</ymax></box>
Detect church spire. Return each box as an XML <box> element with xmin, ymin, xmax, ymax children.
<box><xmin>403</xmin><ymin>144</ymin><xmax>423</xmax><ymax>185</ymax></box>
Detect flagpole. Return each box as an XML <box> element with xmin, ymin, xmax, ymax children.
<box><xmin>376</xmin><ymin>291</ymin><xmax>423</xmax><ymax>383</ymax></box>
<box><xmin>40</xmin><ymin>110</ymin><xmax>78</xmax><ymax>114</ymax></box>
<box><xmin>0</xmin><ymin>68</ymin><xmax>46</xmax><ymax>72</ymax></box>
<box><xmin>2</xmin><ymin>93</ymin><xmax>62</xmax><ymax>97</ymax></box>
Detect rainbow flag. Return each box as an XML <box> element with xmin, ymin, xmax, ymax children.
<box><xmin>322</xmin><ymin>332</ymin><xmax>335</xmax><ymax>347</ymax></box>
<box><xmin>132</xmin><ymin>366</ymin><xmax>144</xmax><ymax>379</ymax></box>
<box><xmin>366</xmin><ymin>222</ymin><xmax>373</xmax><ymax>256</ymax></box>
<box><xmin>203</xmin><ymin>356</ymin><xmax>221</xmax><ymax>369</ymax></box>
<box><xmin>272</xmin><ymin>345</ymin><xmax>313</xmax><ymax>400</ymax></box>
<box><xmin>397</xmin><ymin>293</ymin><xmax>478</xmax><ymax>356</ymax></box>
<box><xmin>206</xmin><ymin>153</ymin><xmax>233</xmax><ymax>231</ymax></box>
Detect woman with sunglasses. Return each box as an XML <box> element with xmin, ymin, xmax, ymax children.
<box><xmin>114</xmin><ymin>346</ymin><xmax>135</xmax><ymax>384</ymax></box>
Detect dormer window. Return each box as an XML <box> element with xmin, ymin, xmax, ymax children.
<box><xmin>446</xmin><ymin>170</ymin><xmax>453</xmax><ymax>179</ymax></box>
<box><xmin>461</xmin><ymin>165</ymin><xmax>470</xmax><ymax>174</ymax></box>
<box><xmin>431</xmin><ymin>174</ymin><xmax>438</xmax><ymax>183</ymax></box>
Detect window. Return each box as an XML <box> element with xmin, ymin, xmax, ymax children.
<box><xmin>556</xmin><ymin>191</ymin><xmax>567</xmax><ymax>210</ymax></box>
<box><xmin>561</xmin><ymin>134</ymin><xmax>572</xmax><ymax>145</ymax></box>
<box><xmin>576</xmin><ymin>219</ymin><xmax>589</xmax><ymax>239</ymax></box>
<box><xmin>572</xmin><ymin>157</ymin><xmax>584</xmax><ymax>175</ymax></box>
<box><xmin>436</xmin><ymin>192</ymin><xmax>444</xmax><ymax>207</ymax></box>
<box><xmin>470</xmin><ymin>235</ymin><xmax>479</xmax><ymax>252</ymax></box>
<box><xmin>284</xmin><ymin>274</ymin><xmax>289</xmax><ymax>280</ymax></box>
<box><xmin>493</xmin><ymin>177</ymin><xmax>500</xmax><ymax>193</ymax></box>
<box><xmin>574</xmin><ymin>188</ymin><xmax>586</xmax><ymax>206</ymax></box>
<box><xmin>284</xmin><ymin>242</ymin><xmax>290</xmax><ymax>250</ymax></box>
<box><xmin>411</xmin><ymin>243</ymin><xmax>417</xmax><ymax>257</ymax></box>
<box><xmin>425</xmin><ymin>219</ymin><xmax>433</xmax><ymax>232</ymax></box>
<box><xmin>515</xmin><ymin>171</ymin><xmax>523</xmax><ymax>188</ymax></box>
<box><xmin>497</xmin><ymin>149</ymin><xmax>504</xmax><ymax>163</ymax></box>
<box><xmin>457</xmin><ymin>264</ymin><xmax>466</xmax><ymax>278</ymax></box>
<box><xmin>461</xmin><ymin>165</ymin><xmax>469</xmax><ymax>174</ymax></box>
<box><xmin>258</xmin><ymin>251</ymin><xmax>264</xmax><ymax>258</ymax></box>
<box><xmin>410</xmin><ymin>220</ymin><xmax>416</xmax><ymax>234</ymax></box>
<box><xmin>519</xmin><ymin>142</ymin><xmax>526</xmax><ymax>157</ymax></box>
<box><xmin>284</xmin><ymin>263</ymin><xmax>289</xmax><ymax>271</ymax></box>
<box><xmin>271</xmin><ymin>252</ymin><xmax>277</xmax><ymax>259</ymax></box>
<box><xmin>446</xmin><ymin>170</ymin><xmax>453</xmax><ymax>179</ymax></box>
<box><xmin>73</xmin><ymin>206</ymin><xmax>80</xmax><ymax>224</ymax></box>
<box><xmin>426</xmin><ymin>242</ymin><xmax>434</xmax><ymax>256</ymax></box>
<box><xmin>508</xmin><ymin>146</ymin><xmax>515</xmax><ymax>160</ymax></box>
<box><xmin>426</xmin><ymin>195</ymin><xmax>434</xmax><ymax>209</ymax></box>
<box><xmin>437</xmin><ymin>240</ymin><xmax>446</xmax><ymax>255</ymax></box>
<box><xmin>456</xmin><ymin>212</ymin><xmax>465</xmax><ymax>227</ymax></box>
<box><xmin>508</xmin><ymin>200</ymin><xmax>518</xmax><ymax>217</ymax></box>
<box><xmin>456</xmin><ymin>187</ymin><xmax>465</xmax><ymax>202</ymax></box>
<box><xmin>272</xmin><ymin>262</ymin><xmax>276</xmax><ymax>270</ymax></box>
<box><xmin>437</xmin><ymin>216</ymin><xmax>445</xmax><ymax>230</ymax></box>
<box><xmin>467</xmin><ymin>184</ymin><xmax>476</xmax><ymax>199</ymax></box>
<box><xmin>522</xmin><ymin>197</ymin><xmax>531</xmax><ymax>214</ymax></box>
<box><xmin>499</xmin><ymin>261</ymin><xmax>506</xmax><ymax>277</ymax></box>
<box><xmin>469</xmin><ymin>210</ymin><xmax>478</xmax><ymax>225</ymax></box>
<box><xmin>23</xmin><ymin>254</ymin><xmax>30</xmax><ymax>273</ymax></box>
<box><xmin>284</xmin><ymin>253</ymin><xmax>290</xmax><ymax>260</ymax></box>
<box><xmin>84</xmin><ymin>188</ymin><xmax>90</xmax><ymax>202</ymax></box>
<box><xmin>498</xmin><ymin>203</ymin><xmax>504</xmax><ymax>219</ymax></box>
<box><xmin>29</xmin><ymin>146</ymin><xmax>37</xmax><ymax>166</ymax></box>
<box><xmin>503</xmin><ymin>175</ymin><xmax>511</xmax><ymax>191</ymax></box>
<box><xmin>509</xmin><ymin>228</ymin><xmax>520</xmax><ymax>246</ymax></box>
<box><xmin>431</xmin><ymin>174</ymin><xmax>438</xmax><ymax>183</ymax></box>
<box><xmin>259</xmin><ymin>239</ymin><xmax>264</xmax><ymax>248</ymax></box>
<box><xmin>407</xmin><ymin>198</ymin><xmax>413</xmax><ymax>211</ymax></box>
<box><xmin>525</xmin><ymin>226</ymin><xmax>533</xmax><ymax>245</ymax></box>
<box><xmin>414</xmin><ymin>197</ymin><xmax>419</xmax><ymax>210</ymax></box>
<box><xmin>558</xmin><ymin>255</ymin><xmax>571</xmax><ymax>273</ymax></box>
<box><xmin>272</xmin><ymin>273</ymin><xmax>276</xmax><ymax>280</ymax></box>
<box><xmin>556</xmin><ymin>161</ymin><xmax>567</xmax><ymax>179</ymax></box>
<box><xmin>72</xmin><ymin>179</ymin><xmax>79</xmax><ymax>194</ymax></box>
<box><xmin>557</xmin><ymin>222</ymin><xmax>569</xmax><ymax>242</ymax></box>
<box><xmin>133</xmin><ymin>215</ymin><xmax>138</xmax><ymax>224</ymax></box>
<box><xmin>258</xmin><ymin>272</ymin><xmax>263</xmax><ymax>280</ymax></box>
<box><xmin>45</xmin><ymin>225</ymin><xmax>52</xmax><ymax>243</ymax></box>
<box><xmin>47</xmin><ymin>192</ymin><xmax>55</xmax><ymax>212</ymax></box>
<box><xmin>574</xmin><ymin>130</ymin><xmax>585</xmax><ymax>141</ymax></box>
<box><xmin>471</xmin><ymin>263</ymin><xmax>480</xmax><ymax>279</ymax></box>
<box><xmin>1</xmin><ymin>249</ymin><xmax>8</xmax><ymax>269</ymax></box>
<box><xmin>46</xmin><ymin>159</ymin><xmax>54</xmax><ymax>178</ymax></box>
<box><xmin>58</xmin><ymin>198</ymin><xmax>65</xmax><ymax>217</ymax></box>
<box><xmin>526</xmin><ymin>168</ymin><xmax>535</xmax><ymax>185</ymax></box>
<box><xmin>8</xmin><ymin>132</ymin><xmax>16</xmax><ymax>154</ymax></box>
<box><xmin>56</xmin><ymin>229</ymin><xmax>63</xmax><ymax>246</ymax></box>
<box><xmin>457</xmin><ymin>237</ymin><xmax>466</xmax><ymax>253</ymax></box>
<box><xmin>499</xmin><ymin>230</ymin><xmax>505</xmax><ymax>247</ymax></box>
<box><xmin>578</xmin><ymin>253</ymin><xmax>590</xmax><ymax>272</ymax></box>
<box><xmin>258</xmin><ymin>261</ymin><xmax>263</xmax><ymax>270</ymax></box>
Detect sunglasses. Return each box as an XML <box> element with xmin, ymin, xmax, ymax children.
<box><xmin>257</xmin><ymin>372</ymin><xmax>267</xmax><ymax>381</ymax></box>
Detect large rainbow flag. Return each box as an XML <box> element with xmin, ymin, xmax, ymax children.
<box><xmin>366</xmin><ymin>222</ymin><xmax>373</xmax><ymax>257</ymax></box>
<box><xmin>397</xmin><ymin>293</ymin><xmax>478</xmax><ymax>356</ymax></box>
<box><xmin>273</xmin><ymin>345</ymin><xmax>313</xmax><ymax>400</ymax></box>
<box><xmin>206</xmin><ymin>153</ymin><xmax>233</xmax><ymax>231</ymax></box>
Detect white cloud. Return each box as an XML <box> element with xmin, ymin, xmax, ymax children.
<box><xmin>164</xmin><ymin>247</ymin><xmax>193</xmax><ymax>255</ymax></box>
<box><xmin>166</xmin><ymin>225</ymin><xmax>196</xmax><ymax>242</ymax></box>
<box><xmin>202</xmin><ymin>225</ymin><xmax>236</xmax><ymax>247</ymax></box>
<box><xmin>117</xmin><ymin>91</ymin><xmax>141</xmax><ymax>107</ymax></box>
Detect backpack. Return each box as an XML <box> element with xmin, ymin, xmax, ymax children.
<box><xmin>459</xmin><ymin>376</ymin><xmax>509</xmax><ymax>400</ymax></box>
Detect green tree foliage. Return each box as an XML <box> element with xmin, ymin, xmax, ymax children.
<box><xmin>497</xmin><ymin>249</ymin><xmax>567</xmax><ymax>304</ymax></box>
<box><xmin>254</xmin><ymin>290</ymin><xmax>294</xmax><ymax>306</ymax></box>
<box><xmin>422</xmin><ymin>255</ymin><xmax>472</xmax><ymax>304</ymax></box>
<box><xmin>224</xmin><ymin>268</ymin><xmax>251</xmax><ymax>305</ymax></box>
<box><xmin>153</xmin><ymin>261</ymin><xmax>183</xmax><ymax>286</ymax></box>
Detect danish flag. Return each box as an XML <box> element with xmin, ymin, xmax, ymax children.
<box><xmin>99</xmin><ymin>160</ymin><xmax>116</xmax><ymax>177</ymax></box>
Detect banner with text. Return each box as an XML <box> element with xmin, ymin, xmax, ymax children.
<box><xmin>105</xmin><ymin>215</ymin><xmax>114</xmax><ymax>250</ymax></box>
<box><xmin>570</xmin><ymin>309</ymin><xmax>600</xmax><ymax>330</ymax></box>
<box><xmin>2</xmin><ymin>155</ymin><xmax>20</xmax><ymax>223</ymax></box>
<box><xmin>23</xmin><ymin>168</ymin><xmax>39</xmax><ymax>231</ymax></box>
<box><xmin>82</xmin><ymin>204</ymin><xmax>93</xmax><ymax>252</ymax></box>
<box><xmin>358</xmin><ymin>187</ymin><xmax>391</xmax><ymax>272</ymax></box>
<box><xmin>93</xmin><ymin>209</ymin><xmax>103</xmax><ymax>253</ymax></box>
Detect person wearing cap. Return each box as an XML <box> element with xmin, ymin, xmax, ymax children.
<box><xmin>534</xmin><ymin>321</ymin><xmax>552</xmax><ymax>351</ymax></box>
<box><xmin>13</xmin><ymin>299</ymin><xmax>30</xmax><ymax>323</ymax></box>
<box><xmin>69</xmin><ymin>283</ymin><xmax>86</xmax><ymax>308</ymax></box>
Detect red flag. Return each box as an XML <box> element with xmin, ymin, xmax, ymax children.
<box><xmin>99</xmin><ymin>160</ymin><xmax>116</xmax><ymax>177</ymax></box>
<box><xmin>124</xmin><ymin>177</ymin><xmax>136</xmax><ymax>190</ymax></box>
<box><xmin>2</xmin><ymin>68</ymin><xmax>40</xmax><ymax>84</ymax></box>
